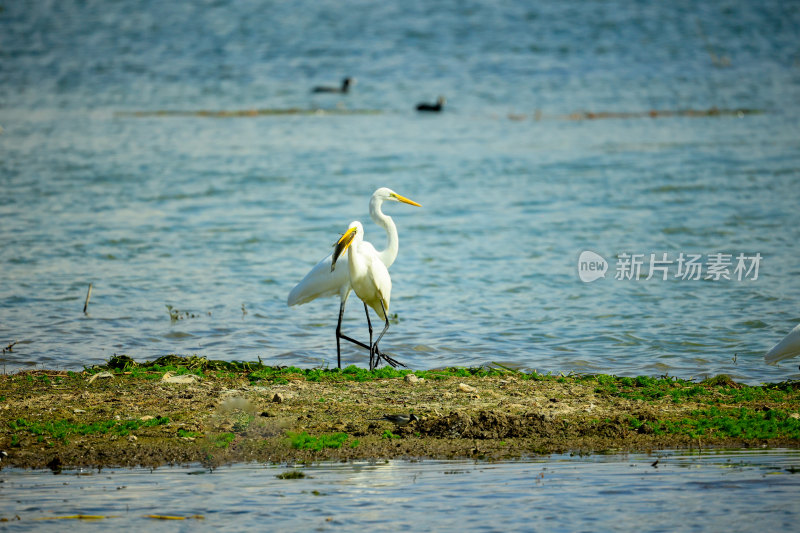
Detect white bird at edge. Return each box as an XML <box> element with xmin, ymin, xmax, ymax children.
<box><xmin>287</xmin><ymin>188</ymin><xmax>421</xmax><ymax>369</ymax></box>
<box><xmin>765</xmin><ymin>323</ymin><xmax>800</xmax><ymax>364</ymax></box>
<box><xmin>331</xmin><ymin>221</ymin><xmax>392</xmax><ymax>370</ymax></box>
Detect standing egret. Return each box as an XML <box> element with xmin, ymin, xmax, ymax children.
<box><xmin>287</xmin><ymin>188</ymin><xmax>420</xmax><ymax>368</ymax></box>
<box><xmin>765</xmin><ymin>323</ymin><xmax>800</xmax><ymax>364</ymax></box>
<box><xmin>332</xmin><ymin>222</ymin><xmax>394</xmax><ymax>370</ymax></box>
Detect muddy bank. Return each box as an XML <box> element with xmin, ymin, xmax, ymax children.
<box><xmin>1</xmin><ymin>359</ymin><xmax>798</xmax><ymax>469</ymax></box>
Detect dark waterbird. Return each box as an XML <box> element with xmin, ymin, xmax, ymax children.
<box><xmin>312</xmin><ymin>77</ymin><xmax>353</xmax><ymax>94</ymax></box>
<box><xmin>372</xmin><ymin>414</ymin><xmax>420</xmax><ymax>426</ymax></box>
<box><xmin>416</xmin><ymin>96</ymin><xmax>446</xmax><ymax>112</ymax></box>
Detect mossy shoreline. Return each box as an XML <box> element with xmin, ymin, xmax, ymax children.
<box><xmin>1</xmin><ymin>356</ymin><xmax>798</xmax><ymax>470</ymax></box>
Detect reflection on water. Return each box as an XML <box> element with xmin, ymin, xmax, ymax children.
<box><xmin>1</xmin><ymin>450</ymin><xmax>799</xmax><ymax>531</ymax></box>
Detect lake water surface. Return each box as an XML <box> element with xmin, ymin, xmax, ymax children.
<box><xmin>2</xmin><ymin>0</ymin><xmax>800</xmax><ymax>383</ymax></box>
<box><xmin>2</xmin><ymin>449</ymin><xmax>800</xmax><ymax>531</ymax></box>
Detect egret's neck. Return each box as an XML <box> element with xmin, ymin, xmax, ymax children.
<box><xmin>347</xmin><ymin>238</ymin><xmax>366</xmax><ymax>279</ymax></box>
<box><xmin>370</xmin><ymin>198</ymin><xmax>399</xmax><ymax>268</ymax></box>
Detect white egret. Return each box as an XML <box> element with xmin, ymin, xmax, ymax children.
<box><xmin>765</xmin><ymin>323</ymin><xmax>800</xmax><ymax>364</ymax></box>
<box><xmin>287</xmin><ymin>188</ymin><xmax>420</xmax><ymax>368</ymax></box>
<box><xmin>331</xmin><ymin>222</ymin><xmax>393</xmax><ymax>370</ymax></box>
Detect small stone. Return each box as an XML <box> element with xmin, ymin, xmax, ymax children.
<box><xmin>161</xmin><ymin>372</ymin><xmax>200</xmax><ymax>384</ymax></box>
<box><xmin>73</xmin><ymin>409</ymin><xmax>86</xmax><ymax>414</ymax></box>
<box><xmin>128</xmin><ymin>435</ymin><xmax>138</xmax><ymax>442</ymax></box>
<box><xmin>140</xmin><ymin>415</ymin><xmax>155</xmax><ymax>421</ymax></box>
<box><xmin>404</xmin><ymin>374</ymin><xmax>420</xmax><ymax>384</ymax></box>
<box><xmin>790</xmin><ymin>413</ymin><xmax>800</xmax><ymax>420</ymax></box>
<box><xmin>458</xmin><ymin>383</ymin><xmax>476</xmax><ymax>393</ymax></box>
<box><xmin>88</xmin><ymin>371</ymin><xmax>114</xmax><ymax>383</ymax></box>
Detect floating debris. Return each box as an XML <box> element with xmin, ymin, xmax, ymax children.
<box><xmin>276</xmin><ymin>470</ymin><xmax>306</xmax><ymax>479</ymax></box>
<box><xmin>118</xmin><ymin>108</ymin><xmax>382</xmax><ymax>118</ymax></box>
<box><xmin>83</xmin><ymin>283</ymin><xmax>92</xmax><ymax>314</ymax></box>
<box><xmin>166</xmin><ymin>305</ymin><xmax>199</xmax><ymax>321</ymax></box>
<box><xmin>36</xmin><ymin>515</ymin><xmax>116</xmax><ymax>521</ymax></box>
<box><xmin>146</xmin><ymin>514</ymin><xmax>204</xmax><ymax>520</ymax></box>
<box><xmin>564</xmin><ymin>107</ymin><xmax>760</xmax><ymax>120</ymax></box>
<box><xmin>511</xmin><ymin>107</ymin><xmax>762</xmax><ymax>122</ymax></box>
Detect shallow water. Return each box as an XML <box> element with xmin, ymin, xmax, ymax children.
<box><xmin>2</xmin><ymin>0</ymin><xmax>800</xmax><ymax>383</ymax></box>
<box><xmin>1</xmin><ymin>450</ymin><xmax>799</xmax><ymax>531</ymax></box>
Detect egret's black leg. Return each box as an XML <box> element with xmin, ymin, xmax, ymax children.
<box><xmin>335</xmin><ymin>298</ymin><xmax>393</xmax><ymax>368</ymax></box>
<box><xmin>363</xmin><ymin>302</ymin><xmax>404</xmax><ymax>367</ymax></box>
<box><xmin>381</xmin><ymin>352</ymin><xmax>406</xmax><ymax>368</ymax></box>
<box><xmin>334</xmin><ymin>300</ymin><xmax>346</xmax><ymax>369</ymax></box>
<box><xmin>364</xmin><ymin>302</ymin><xmax>377</xmax><ymax>370</ymax></box>
<box><xmin>365</xmin><ymin>302</ymin><xmax>405</xmax><ymax>369</ymax></box>
<box><xmin>373</xmin><ymin>301</ymin><xmax>391</xmax><ymax>351</ymax></box>
<box><xmin>370</xmin><ymin>300</ymin><xmax>395</xmax><ymax>371</ymax></box>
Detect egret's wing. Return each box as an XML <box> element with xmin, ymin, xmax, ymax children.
<box><xmin>765</xmin><ymin>323</ymin><xmax>800</xmax><ymax>363</ymax></box>
<box><xmin>287</xmin><ymin>253</ymin><xmax>350</xmax><ymax>306</ymax></box>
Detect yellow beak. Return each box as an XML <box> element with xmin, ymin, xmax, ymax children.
<box><xmin>331</xmin><ymin>226</ymin><xmax>357</xmax><ymax>272</ymax></box>
<box><xmin>390</xmin><ymin>192</ymin><xmax>422</xmax><ymax>207</ymax></box>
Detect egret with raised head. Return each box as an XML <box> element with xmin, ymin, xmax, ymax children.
<box><xmin>287</xmin><ymin>188</ymin><xmax>420</xmax><ymax>368</ymax></box>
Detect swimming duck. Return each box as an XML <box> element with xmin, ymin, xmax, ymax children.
<box><xmin>312</xmin><ymin>77</ymin><xmax>353</xmax><ymax>94</ymax></box>
<box><xmin>416</xmin><ymin>96</ymin><xmax>446</xmax><ymax>112</ymax></box>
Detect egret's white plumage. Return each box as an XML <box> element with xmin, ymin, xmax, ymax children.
<box><xmin>287</xmin><ymin>188</ymin><xmax>420</xmax><ymax>368</ymax></box>
<box><xmin>332</xmin><ymin>222</ymin><xmax>392</xmax><ymax>370</ymax></box>
<box><xmin>765</xmin><ymin>323</ymin><xmax>800</xmax><ymax>364</ymax></box>
<box><xmin>334</xmin><ymin>222</ymin><xmax>391</xmax><ymax>319</ymax></box>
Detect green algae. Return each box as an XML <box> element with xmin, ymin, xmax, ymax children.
<box><xmin>8</xmin><ymin>416</ymin><xmax>170</xmax><ymax>445</ymax></box>
<box><xmin>210</xmin><ymin>432</ymin><xmax>235</xmax><ymax>449</ymax></box>
<box><xmin>630</xmin><ymin>407</ymin><xmax>800</xmax><ymax>440</ymax></box>
<box><xmin>287</xmin><ymin>432</ymin><xmax>350</xmax><ymax>451</ymax></box>
<box><xmin>276</xmin><ymin>471</ymin><xmax>306</xmax><ymax>479</ymax></box>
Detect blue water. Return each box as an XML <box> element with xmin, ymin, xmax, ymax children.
<box><xmin>2</xmin><ymin>450</ymin><xmax>800</xmax><ymax>531</ymax></box>
<box><xmin>2</xmin><ymin>0</ymin><xmax>800</xmax><ymax>383</ymax></box>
